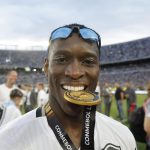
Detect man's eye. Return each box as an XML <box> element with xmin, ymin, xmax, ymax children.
<box><xmin>83</xmin><ymin>58</ymin><xmax>96</xmax><ymax>65</ymax></box>
<box><xmin>53</xmin><ymin>57</ymin><xmax>67</xmax><ymax>63</ymax></box>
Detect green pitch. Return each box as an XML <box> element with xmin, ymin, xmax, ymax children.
<box><xmin>100</xmin><ymin>94</ymin><xmax>147</xmax><ymax>150</ymax></box>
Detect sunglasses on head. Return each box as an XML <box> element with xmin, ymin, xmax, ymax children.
<box><xmin>49</xmin><ymin>26</ymin><xmax>101</xmax><ymax>49</ymax></box>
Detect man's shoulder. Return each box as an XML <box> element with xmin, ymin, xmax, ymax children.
<box><xmin>96</xmin><ymin>112</ymin><xmax>131</xmax><ymax>133</ymax></box>
<box><xmin>95</xmin><ymin>112</ymin><xmax>136</xmax><ymax>148</ymax></box>
<box><xmin>0</xmin><ymin>109</ymin><xmax>45</xmax><ymax>150</ymax></box>
<box><xmin>0</xmin><ymin>109</ymin><xmax>37</xmax><ymax>133</ymax></box>
<box><xmin>7</xmin><ymin>105</ymin><xmax>21</xmax><ymax>115</ymax></box>
<box><xmin>0</xmin><ymin>84</ymin><xmax>6</xmax><ymax>89</ymax></box>
<box><xmin>96</xmin><ymin>112</ymin><xmax>119</xmax><ymax>124</ymax></box>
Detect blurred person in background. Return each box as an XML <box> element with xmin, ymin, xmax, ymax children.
<box><xmin>37</xmin><ymin>82</ymin><xmax>48</xmax><ymax>107</ymax></box>
<box><xmin>24</xmin><ymin>84</ymin><xmax>34</xmax><ymax>113</ymax></box>
<box><xmin>0</xmin><ymin>89</ymin><xmax>23</xmax><ymax>127</ymax></box>
<box><xmin>29</xmin><ymin>84</ymin><xmax>38</xmax><ymax>108</ymax></box>
<box><xmin>114</xmin><ymin>83</ymin><xmax>126</xmax><ymax>122</ymax></box>
<box><xmin>124</xmin><ymin>82</ymin><xmax>137</xmax><ymax>120</ymax></box>
<box><xmin>144</xmin><ymin>83</ymin><xmax>150</xmax><ymax>150</ymax></box>
<box><xmin>0</xmin><ymin>70</ymin><xmax>18</xmax><ymax>106</ymax></box>
<box><xmin>95</xmin><ymin>81</ymin><xmax>101</xmax><ymax>112</ymax></box>
<box><xmin>17</xmin><ymin>84</ymin><xmax>27</xmax><ymax>112</ymax></box>
<box><xmin>101</xmin><ymin>82</ymin><xmax>112</xmax><ymax>116</ymax></box>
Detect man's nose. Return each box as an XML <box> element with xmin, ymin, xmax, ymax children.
<box><xmin>65</xmin><ymin>60</ymin><xmax>84</xmax><ymax>79</ymax></box>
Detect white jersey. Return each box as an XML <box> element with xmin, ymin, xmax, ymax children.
<box><xmin>37</xmin><ymin>90</ymin><xmax>48</xmax><ymax>107</ymax></box>
<box><xmin>0</xmin><ymin>109</ymin><xmax>137</xmax><ymax>150</ymax></box>
<box><xmin>0</xmin><ymin>104</ymin><xmax>21</xmax><ymax>127</ymax></box>
<box><xmin>0</xmin><ymin>84</ymin><xmax>16</xmax><ymax>106</ymax></box>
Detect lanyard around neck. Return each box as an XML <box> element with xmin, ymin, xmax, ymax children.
<box><xmin>46</xmin><ymin>105</ymin><xmax>96</xmax><ymax>150</ymax></box>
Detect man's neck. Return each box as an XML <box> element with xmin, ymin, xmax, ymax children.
<box><xmin>48</xmin><ymin>97</ymin><xmax>84</xmax><ymax>149</ymax></box>
<box><xmin>49</xmin><ymin>98</ymin><xmax>84</xmax><ymax>125</ymax></box>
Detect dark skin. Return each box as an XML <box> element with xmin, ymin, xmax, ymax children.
<box><xmin>44</xmin><ymin>33</ymin><xmax>100</xmax><ymax>148</ymax></box>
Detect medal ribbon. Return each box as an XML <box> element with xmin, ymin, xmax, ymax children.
<box><xmin>81</xmin><ymin>106</ymin><xmax>96</xmax><ymax>150</ymax></box>
<box><xmin>48</xmin><ymin>115</ymin><xmax>77</xmax><ymax>150</ymax></box>
<box><xmin>45</xmin><ymin>104</ymin><xmax>96</xmax><ymax>150</ymax></box>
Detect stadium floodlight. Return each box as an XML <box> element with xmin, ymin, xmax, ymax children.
<box><xmin>25</xmin><ymin>67</ymin><xmax>31</xmax><ymax>72</ymax></box>
<box><xmin>33</xmin><ymin>68</ymin><xmax>37</xmax><ymax>72</ymax></box>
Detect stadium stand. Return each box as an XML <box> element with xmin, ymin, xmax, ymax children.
<box><xmin>0</xmin><ymin>37</ymin><xmax>150</xmax><ymax>88</ymax></box>
<box><xmin>99</xmin><ymin>37</ymin><xmax>150</xmax><ymax>88</ymax></box>
<box><xmin>100</xmin><ymin>37</ymin><xmax>150</xmax><ymax>64</ymax></box>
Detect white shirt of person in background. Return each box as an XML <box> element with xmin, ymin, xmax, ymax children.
<box><xmin>95</xmin><ymin>83</ymin><xmax>101</xmax><ymax>97</ymax></box>
<box><xmin>37</xmin><ymin>83</ymin><xmax>48</xmax><ymax>107</ymax></box>
<box><xmin>0</xmin><ymin>70</ymin><xmax>18</xmax><ymax>106</ymax></box>
<box><xmin>0</xmin><ymin>89</ymin><xmax>23</xmax><ymax>127</ymax></box>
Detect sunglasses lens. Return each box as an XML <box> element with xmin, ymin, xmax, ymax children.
<box><xmin>50</xmin><ymin>27</ymin><xmax>100</xmax><ymax>49</ymax></box>
<box><xmin>51</xmin><ymin>27</ymin><xmax>72</xmax><ymax>41</ymax></box>
<box><xmin>80</xmin><ymin>28</ymin><xmax>99</xmax><ymax>42</ymax></box>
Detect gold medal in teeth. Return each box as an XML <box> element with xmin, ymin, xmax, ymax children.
<box><xmin>64</xmin><ymin>91</ymin><xmax>101</xmax><ymax>106</ymax></box>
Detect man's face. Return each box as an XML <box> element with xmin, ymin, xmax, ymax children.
<box><xmin>45</xmin><ymin>33</ymin><xmax>100</xmax><ymax>116</ymax></box>
<box><xmin>7</xmin><ymin>71</ymin><xmax>18</xmax><ymax>85</ymax></box>
<box><xmin>14</xmin><ymin>97</ymin><xmax>22</xmax><ymax>107</ymax></box>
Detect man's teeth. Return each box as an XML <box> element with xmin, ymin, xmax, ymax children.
<box><xmin>63</xmin><ymin>86</ymin><xmax>84</xmax><ymax>91</ymax></box>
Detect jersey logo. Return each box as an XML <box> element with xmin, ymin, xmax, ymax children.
<box><xmin>102</xmin><ymin>143</ymin><xmax>121</xmax><ymax>150</ymax></box>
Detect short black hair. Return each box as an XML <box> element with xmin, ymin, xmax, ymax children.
<box><xmin>64</xmin><ymin>23</ymin><xmax>85</xmax><ymax>29</ymax></box>
<box><xmin>10</xmin><ymin>89</ymin><xmax>23</xmax><ymax>99</ymax></box>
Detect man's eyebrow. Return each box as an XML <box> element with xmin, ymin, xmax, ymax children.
<box><xmin>54</xmin><ymin>50</ymin><xmax>97</xmax><ymax>56</ymax></box>
<box><xmin>81</xmin><ymin>50</ymin><xmax>98</xmax><ymax>57</ymax></box>
<box><xmin>54</xmin><ymin>50</ymin><xmax>71</xmax><ymax>55</ymax></box>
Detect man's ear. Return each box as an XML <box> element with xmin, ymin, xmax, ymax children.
<box><xmin>44</xmin><ymin>58</ymin><xmax>49</xmax><ymax>77</ymax></box>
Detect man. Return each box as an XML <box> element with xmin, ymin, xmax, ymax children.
<box><xmin>101</xmin><ymin>82</ymin><xmax>112</xmax><ymax>116</ymax></box>
<box><xmin>29</xmin><ymin>84</ymin><xmax>38</xmax><ymax>108</ymax></box>
<box><xmin>23</xmin><ymin>84</ymin><xmax>34</xmax><ymax>113</ymax></box>
<box><xmin>95</xmin><ymin>81</ymin><xmax>101</xmax><ymax>112</ymax></box>
<box><xmin>0</xmin><ymin>70</ymin><xmax>18</xmax><ymax>106</ymax></box>
<box><xmin>0</xmin><ymin>24</ymin><xmax>136</xmax><ymax>149</ymax></box>
<box><xmin>37</xmin><ymin>82</ymin><xmax>48</xmax><ymax>107</ymax></box>
<box><xmin>144</xmin><ymin>83</ymin><xmax>150</xmax><ymax>150</ymax></box>
<box><xmin>114</xmin><ymin>83</ymin><xmax>126</xmax><ymax>121</ymax></box>
<box><xmin>0</xmin><ymin>89</ymin><xmax>22</xmax><ymax>127</ymax></box>
<box><xmin>124</xmin><ymin>82</ymin><xmax>137</xmax><ymax>119</ymax></box>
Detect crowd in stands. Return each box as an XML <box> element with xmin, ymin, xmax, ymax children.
<box><xmin>100</xmin><ymin>71</ymin><xmax>150</xmax><ymax>89</ymax></box>
<box><xmin>17</xmin><ymin>71</ymin><xmax>47</xmax><ymax>85</ymax></box>
<box><xmin>0</xmin><ymin>37</ymin><xmax>149</xmax><ymax>68</ymax></box>
<box><xmin>100</xmin><ymin>37</ymin><xmax>150</xmax><ymax>64</ymax></box>
<box><xmin>0</xmin><ymin>71</ymin><xmax>47</xmax><ymax>85</ymax></box>
<box><xmin>0</xmin><ymin>50</ymin><xmax>45</xmax><ymax>68</ymax></box>
<box><xmin>0</xmin><ymin>68</ymin><xmax>149</xmax><ymax>90</ymax></box>
<box><xmin>100</xmin><ymin>61</ymin><xmax>150</xmax><ymax>88</ymax></box>
<box><xmin>0</xmin><ymin>37</ymin><xmax>150</xmax><ymax>89</ymax></box>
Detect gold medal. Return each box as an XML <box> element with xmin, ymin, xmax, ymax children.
<box><xmin>64</xmin><ymin>91</ymin><xmax>101</xmax><ymax>106</ymax></box>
